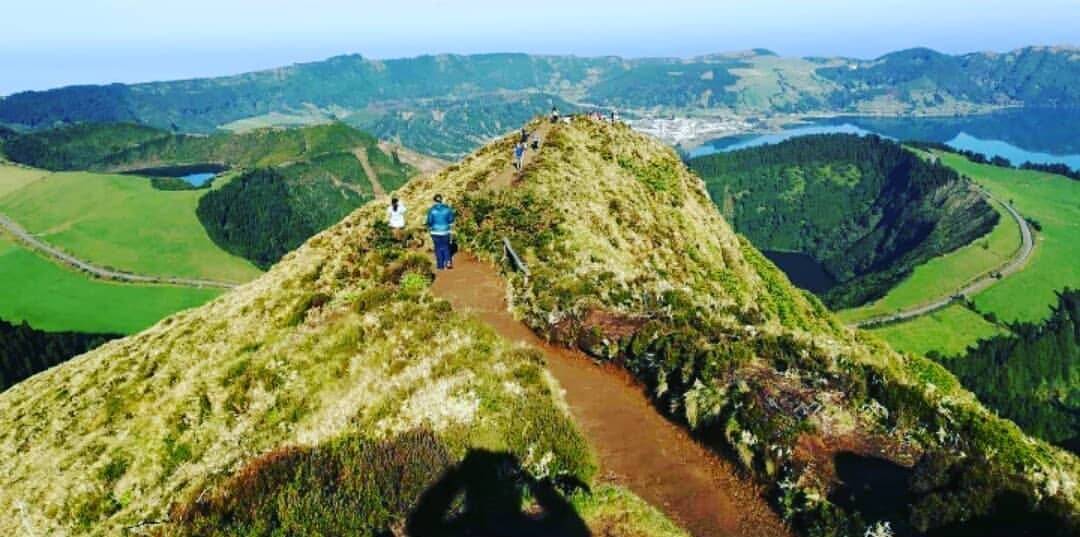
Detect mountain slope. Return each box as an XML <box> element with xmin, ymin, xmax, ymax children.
<box><xmin>688</xmin><ymin>134</ymin><xmax>1000</xmax><ymax>308</ymax></box>
<box><xmin>2</xmin><ymin>47</ymin><xmax>1078</xmax><ymax>157</ymax></box>
<box><xmin>0</xmin><ymin>118</ymin><xmax>1075</xmax><ymax>536</ymax></box>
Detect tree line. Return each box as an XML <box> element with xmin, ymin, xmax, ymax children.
<box><xmin>933</xmin><ymin>289</ymin><xmax>1080</xmax><ymax>453</ymax></box>
<box><xmin>907</xmin><ymin>140</ymin><xmax>1080</xmax><ymax>181</ymax></box>
<box><xmin>0</xmin><ymin>318</ymin><xmax>117</xmax><ymax>392</ymax></box>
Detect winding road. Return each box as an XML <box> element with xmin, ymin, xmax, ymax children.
<box><xmin>0</xmin><ymin>214</ymin><xmax>239</xmax><ymax>289</ymax></box>
<box><xmin>850</xmin><ymin>190</ymin><xmax>1034</xmax><ymax>328</ymax></box>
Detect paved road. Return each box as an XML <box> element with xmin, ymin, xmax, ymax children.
<box><xmin>851</xmin><ymin>190</ymin><xmax>1033</xmax><ymax>328</ymax></box>
<box><xmin>0</xmin><ymin>213</ymin><xmax>238</xmax><ymax>289</ymax></box>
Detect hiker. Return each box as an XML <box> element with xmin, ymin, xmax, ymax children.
<box><xmin>387</xmin><ymin>197</ymin><xmax>407</xmax><ymax>240</ymax></box>
<box><xmin>530</xmin><ymin>137</ymin><xmax>540</xmax><ymax>151</ymax></box>
<box><xmin>426</xmin><ymin>194</ymin><xmax>455</xmax><ymax>270</ymax></box>
<box><xmin>514</xmin><ymin>142</ymin><xmax>526</xmax><ymax>171</ymax></box>
<box><xmin>550</xmin><ymin>106</ymin><xmax>560</xmax><ymax>124</ymax></box>
<box><xmin>519</xmin><ymin>128</ymin><xmax>529</xmax><ymax>144</ymax></box>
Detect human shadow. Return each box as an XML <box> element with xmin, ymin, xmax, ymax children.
<box><xmin>405</xmin><ymin>449</ymin><xmax>591</xmax><ymax>537</ymax></box>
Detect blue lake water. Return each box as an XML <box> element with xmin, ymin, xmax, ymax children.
<box><xmin>689</xmin><ymin>108</ymin><xmax>1080</xmax><ymax>170</ymax></box>
<box><xmin>181</xmin><ymin>172</ymin><xmax>216</xmax><ymax>186</ymax></box>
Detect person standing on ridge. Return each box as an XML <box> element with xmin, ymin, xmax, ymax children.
<box><xmin>550</xmin><ymin>106</ymin><xmax>560</xmax><ymax>124</ymax></box>
<box><xmin>514</xmin><ymin>142</ymin><xmax>526</xmax><ymax>171</ymax></box>
<box><xmin>426</xmin><ymin>194</ymin><xmax>455</xmax><ymax>270</ymax></box>
<box><xmin>387</xmin><ymin>197</ymin><xmax>407</xmax><ymax>240</ymax></box>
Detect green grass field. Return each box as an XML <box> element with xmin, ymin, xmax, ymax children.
<box><xmin>0</xmin><ymin>164</ymin><xmax>262</xmax><ymax>282</ymax></box>
<box><xmin>941</xmin><ymin>154</ymin><xmax>1080</xmax><ymax>323</ymax></box>
<box><xmin>862</xmin><ymin>153</ymin><xmax>1079</xmax><ymax>355</ymax></box>
<box><xmin>868</xmin><ymin>304</ymin><xmax>1008</xmax><ymax>357</ymax></box>
<box><xmin>0</xmin><ymin>234</ymin><xmax>220</xmax><ymax>333</ymax></box>
<box><xmin>838</xmin><ymin>202</ymin><xmax>1020</xmax><ymax>324</ymax></box>
<box><xmin>0</xmin><ymin>163</ymin><xmax>47</xmax><ymax>198</ymax></box>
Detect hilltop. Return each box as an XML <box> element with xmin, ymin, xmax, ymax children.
<box><xmin>0</xmin><ymin>119</ymin><xmax>1076</xmax><ymax>536</ymax></box>
<box><xmin>1</xmin><ymin>46</ymin><xmax>1078</xmax><ymax>157</ymax></box>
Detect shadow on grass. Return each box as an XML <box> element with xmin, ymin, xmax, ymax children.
<box><xmin>406</xmin><ymin>449</ymin><xmax>590</xmax><ymax>537</ymax></box>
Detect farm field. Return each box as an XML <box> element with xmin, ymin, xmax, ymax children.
<box><xmin>0</xmin><ymin>234</ymin><xmax>220</xmax><ymax>333</ymax></box>
<box><xmin>868</xmin><ymin>303</ymin><xmax>1008</xmax><ymax>357</ymax></box>
<box><xmin>940</xmin><ymin>153</ymin><xmax>1080</xmax><ymax>323</ymax></box>
<box><xmin>0</xmin><ymin>163</ymin><xmax>262</xmax><ymax>283</ymax></box>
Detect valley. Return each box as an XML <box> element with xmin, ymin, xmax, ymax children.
<box><xmin>849</xmin><ymin>153</ymin><xmax>1080</xmax><ymax>355</ymax></box>
<box><xmin>0</xmin><ymin>163</ymin><xmax>260</xmax><ymax>283</ymax></box>
<box><xmin>688</xmin><ymin>134</ymin><xmax>1000</xmax><ymax>309</ymax></box>
<box><xmin>0</xmin><ymin>38</ymin><xmax>1078</xmax><ymax>536</ymax></box>
<box><xmin>0</xmin><ymin>233</ymin><xmax>220</xmax><ymax>334</ymax></box>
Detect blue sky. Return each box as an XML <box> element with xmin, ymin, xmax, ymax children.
<box><xmin>1</xmin><ymin>0</ymin><xmax>1077</xmax><ymax>95</ymax></box>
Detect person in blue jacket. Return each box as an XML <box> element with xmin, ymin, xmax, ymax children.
<box><xmin>426</xmin><ymin>194</ymin><xmax>456</xmax><ymax>270</ymax></box>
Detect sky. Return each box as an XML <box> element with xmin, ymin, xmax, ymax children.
<box><xmin>1</xmin><ymin>0</ymin><xmax>1077</xmax><ymax>95</ymax></box>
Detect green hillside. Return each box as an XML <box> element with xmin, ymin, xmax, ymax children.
<box><xmin>688</xmin><ymin>134</ymin><xmax>999</xmax><ymax>308</ymax></box>
<box><xmin>2</xmin><ymin>47</ymin><xmax>1077</xmax><ymax>157</ymax></box>
<box><xmin>861</xmin><ymin>152</ymin><xmax>1080</xmax><ymax>356</ymax></box>
<box><xmin>2</xmin><ymin>123</ymin><xmax>417</xmax><ymax>268</ymax></box>
<box><xmin>819</xmin><ymin>46</ymin><xmax>1080</xmax><ymax>113</ymax></box>
<box><xmin>0</xmin><ymin>165</ymin><xmax>261</xmax><ymax>282</ymax></box>
<box><xmin>0</xmin><ymin>123</ymin><xmax>168</xmax><ymax>170</ymax></box>
<box><xmin>0</xmin><ymin>234</ymin><xmax>220</xmax><ymax>333</ymax></box>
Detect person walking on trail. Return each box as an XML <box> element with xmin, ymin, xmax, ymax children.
<box><xmin>550</xmin><ymin>106</ymin><xmax>560</xmax><ymax>124</ymax></box>
<box><xmin>519</xmin><ymin>128</ymin><xmax>530</xmax><ymax>145</ymax></box>
<box><xmin>514</xmin><ymin>142</ymin><xmax>526</xmax><ymax>171</ymax></box>
<box><xmin>426</xmin><ymin>194</ymin><xmax>455</xmax><ymax>270</ymax></box>
<box><xmin>387</xmin><ymin>197</ymin><xmax>406</xmax><ymax>240</ymax></box>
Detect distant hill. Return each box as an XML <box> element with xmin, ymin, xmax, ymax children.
<box><xmin>2</xmin><ymin>122</ymin><xmax>416</xmax><ymax>268</ymax></box>
<box><xmin>1</xmin><ymin>117</ymin><xmax>1075</xmax><ymax>536</ymax></box>
<box><xmin>818</xmin><ymin>46</ymin><xmax>1080</xmax><ymax>112</ymax></box>
<box><xmin>689</xmin><ymin>134</ymin><xmax>999</xmax><ymax>308</ymax></box>
<box><xmin>0</xmin><ymin>47</ymin><xmax>1077</xmax><ymax>157</ymax></box>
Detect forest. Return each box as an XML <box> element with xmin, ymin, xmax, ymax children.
<box><xmin>688</xmin><ymin>134</ymin><xmax>998</xmax><ymax>308</ymax></box>
<box><xmin>196</xmin><ymin>166</ymin><xmax>364</xmax><ymax>269</ymax></box>
<box><xmin>936</xmin><ymin>289</ymin><xmax>1080</xmax><ymax>452</ymax></box>
<box><xmin>0</xmin><ymin>318</ymin><xmax>116</xmax><ymax>392</ymax></box>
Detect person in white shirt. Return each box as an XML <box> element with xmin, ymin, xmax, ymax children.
<box><xmin>387</xmin><ymin>197</ymin><xmax>406</xmax><ymax>239</ymax></box>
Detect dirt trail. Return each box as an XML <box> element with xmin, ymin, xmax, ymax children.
<box><xmin>489</xmin><ymin>123</ymin><xmax>553</xmax><ymax>189</ymax></box>
<box><xmin>431</xmin><ymin>255</ymin><xmax>791</xmax><ymax>537</ymax></box>
<box><xmin>352</xmin><ymin>147</ymin><xmax>387</xmax><ymax>199</ymax></box>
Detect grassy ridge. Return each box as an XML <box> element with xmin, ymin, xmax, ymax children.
<box><xmin>400</xmin><ymin>118</ymin><xmax>1078</xmax><ymax>534</ymax></box>
<box><xmin>0</xmin><ymin>164</ymin><xmax>262</xmax><ymax>282</ymax></box>
<box><xmin>0</xmin><ymin>195</ymin><xmax>683</xmax><ymax>535</ymax></box>
<box><xmin>0</xmin><ymin>235</ymin><xmax>219</xmax><ymax>333</ymax></box>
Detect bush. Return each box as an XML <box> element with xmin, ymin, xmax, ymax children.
<box><xmin>168</xmin><ymin>429</ymin><xmax>454</xmax><ymax>536</ymax></box>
